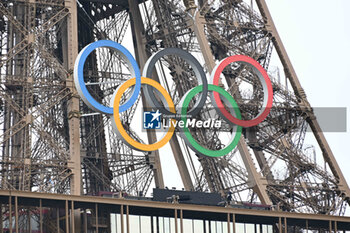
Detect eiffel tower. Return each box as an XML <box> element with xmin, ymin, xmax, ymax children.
<box><xmin>0</xmin><ymin>1</ymin><xmax>349</xmax><ymax>228</ymax></box>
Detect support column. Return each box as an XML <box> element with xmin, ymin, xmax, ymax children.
<box><xmin>175</xmin><ymin>209</ymin><xmax>178</xmax><ymax>233</ymax></box>
<box><xmin>95</xmin><ymin>203</ymin><xmax>99</xmax><ymax>233</ymax></box>
<box><xmin>64</xmin><ymin>0</ymin><xmax>81</xmax><ymax>196</ymax></box>
<box><xmin>278</xmin><ymin>217</ymin><xmax>282</xmax><ymax>233</ymax></box>
<box><xmin>180</xmin><ymin>210</ymin><xmax>183</xmax><ymax>233</ymax></box>
<box><xmin>15</xmin><ymin>197</ymin><xmax>18</xmax><ymax>233</ymax></box>
<box><xmin>121</xmin><ymin>205</ymin><xmax>124</xmax><ymax>233</ymax></box>
<box><xmin>71</xmin><ymin>201</ymin><xmax>75</xmax><ymax>233</ymax></box>
<box><xmin>9</xmin><ymin>196</ymin><xmax>12</xmax><ymax>233</ymax></box>
<box><xmin>57</xmin><ymin>208</ymin><xmax>60</xmax><ymax>233</ymax></box>
<box><xmin>284</xmin><ymin>217</ymin><xmax>287</xmax><ymax>233</ymax></box>
<box><xmin>65</xmin><ymin>200</ymin><xmax>69</xmax><ymax>233</ymax></box>
<box><xmin>64</xmin><ymin>1</ymin><xmax>81</xmax><ymax>232</ymax></box>
<box><xmin>233</xmin><ymin>214</ymin><xmax>236</xmax><ymax>233</ymax></box>
<box><xmin>227</xmin><ymin>213</ymin><xmax>231</xmax><ymax>233</ymax></box>
<box><xmin>126</xmin><ymin>205</ymin><xmax>130</xmax><ymax>233</ymax></box>
<box><xmin>0</xmin><ymin>203</ymin><xmax>2</xmax><ymax>233</ymax></box>
<box><xmin>39</xmin><ymin>199</ymin><xmax>43</xmax><ymax>233</ymax></box>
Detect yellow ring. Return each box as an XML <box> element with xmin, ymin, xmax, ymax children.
<box><xmin>113</xmin><ymin>77</ymin><xmax>176</xmax><ymax>151</ymax></box>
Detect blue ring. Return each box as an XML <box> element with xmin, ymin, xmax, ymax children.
<box><xmin>74</xmin><ymin>40</ymin><xmax>141</xmax><ymax>114</ymax></box>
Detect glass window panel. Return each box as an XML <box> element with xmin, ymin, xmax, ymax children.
<box><xmin>115</xmin><ymin>213</ymin><xmax>122</xmax><ymax>233</ymax></box>
<box><xmin>129</xmin><ymin>215</ymin><xmax>140</xmax><ymax>233</ymax></box>
<box><xmin>216</xmin><ymin>221</ymin><xmax>222</xmax><ymax>233</ymax></box>
<box><xmin>141</xmin><ymin>216</ymin><xmax>152</xmax><ymax>233</ymax></box>
<box><xmin>123</xmin><ymin>213</ymin><xmax>127</xmax><ymax>233</ymax></box>
<box><xmin>230</xmin><ymin>222</ymin><xmax>234</xmax><ymax>233</ymax></box>
<box><xmin>193</xmin><ymin>220</ymin><xmax>204</xmax><ymax>233</ymax></box>
<box><xmin>256</xmin><ymin>224</ymin><xmax>260</xmax><ymax>233</ymax></box>
<box><xmin>111</xmin><ymin>214</ymin><xmax>117</xmax><ymax>233</ymax></box>
<box><xmin>236</xmin><ymin>223</ymin><xmax>245</xmax><ymax>233</ymax></box>
<box><xmin>153</xmin><ymin>216</ymin><xmax>157</xmax><ymax>233</ymax></box>
<box><xmin>263</xmin><ymin>225</ymin><xmax>268</xmax><ymax>233</ymax></box>
<box><xmin>170</xmin><ymin>217</ymin><xmax>175</xmax><ymax>233</ymax></box>
<box><xmin>164</xmin><ymin>217</ymin><xmax>170</xmax><ymax>233</ymax></box>
<box><xmin>245</xmin><ymin>223</ymin><xmax>254</xmax><ymax>233</ymax></box>
<box><xmin>205</xmin><ymin>220</ymin><xmax>210</xmax><ymax>233</ymax></box>
<box><xmin>210</xmin><ymin>221</ymin><xmax>216</xmax><ymax>233</ymax></box>
<box><xmin>183</xmin><ymin>219</ymin><xmax>193</xmax><ymax>233</ymax></box>
<box><xmin>267</xmin><ymin>225</ymin><xmax>273</xmax><ymax>233</ymax></box>
<box><xmin>159</xmin><ymin>217</ymin><xmax>164</xmax><ymax>233</ymax></box>
<box><xmin>222</xmin><ymin>221</ymin><xmax>228</xmax><ymax>233</ymax></box>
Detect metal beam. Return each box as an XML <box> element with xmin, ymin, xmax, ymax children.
<box><xmin>128</xmin><ymin>0</ymin><xmax>164</xmax><ymax>189</ymax></box>
<box><xmin>128</xmin><ymin>0</ymin><xmax>195</xmax><ymax>191</ymax></box>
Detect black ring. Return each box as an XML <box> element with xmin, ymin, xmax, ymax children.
<box><xmin>142</xmin><ymin>48</ymin><xmax>208</xmax><ymax>118</ymax></box>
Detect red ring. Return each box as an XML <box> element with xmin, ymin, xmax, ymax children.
<box><xmin>212</xmin><ymin>55</ymin><xmax>273</xmax><ymax>127</ymax></box>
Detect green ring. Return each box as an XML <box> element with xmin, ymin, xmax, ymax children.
<box><xmin>180</xmin><ymin>84</ymin><xmax>242</xmax><ymax>157</ymax></box>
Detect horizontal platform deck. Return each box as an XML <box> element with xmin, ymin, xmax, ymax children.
<box><xmin>0</xmin><ymin>190</ymin><xmax>349</xmax><ymax>232</ymax></box>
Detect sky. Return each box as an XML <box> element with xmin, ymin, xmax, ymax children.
<box><xmin>265</xmin><ymin>0</ymin><xmax>350</xmax><ymax>185</ymax></box>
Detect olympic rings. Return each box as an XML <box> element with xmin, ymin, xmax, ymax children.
<box><xmin>74</xmin><ymin>40</ymin><xmax>141</xmax><ymax>115</ymax></box>
<box><xmin>74</xmin><ymin>40</ymin><xmax>274</xmax><ymax>157</ymax></box>
<box><xmin>143</xmin><ymin>48</ymin><xmax>208</xmax><ymax>118</ymax></box>
<box><xmin>113</xmin><ymin>77</ymin><xmax>176</xmax><ymax>151</ymax></box>
<box><xmin>178</xmin><ymin>84</ymin><xmax>242</xmax><ymax>157</ymax></box>
<box><xmin>210</xmin><ymin>55</ymin><xmax>273</xmax><ymax>127</ymax></box>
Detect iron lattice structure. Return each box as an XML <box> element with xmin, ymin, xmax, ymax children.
<box><xmin>0</xmin><ymin>0</ymin><xmax>349</xmax><ymax>225</ymax></box>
